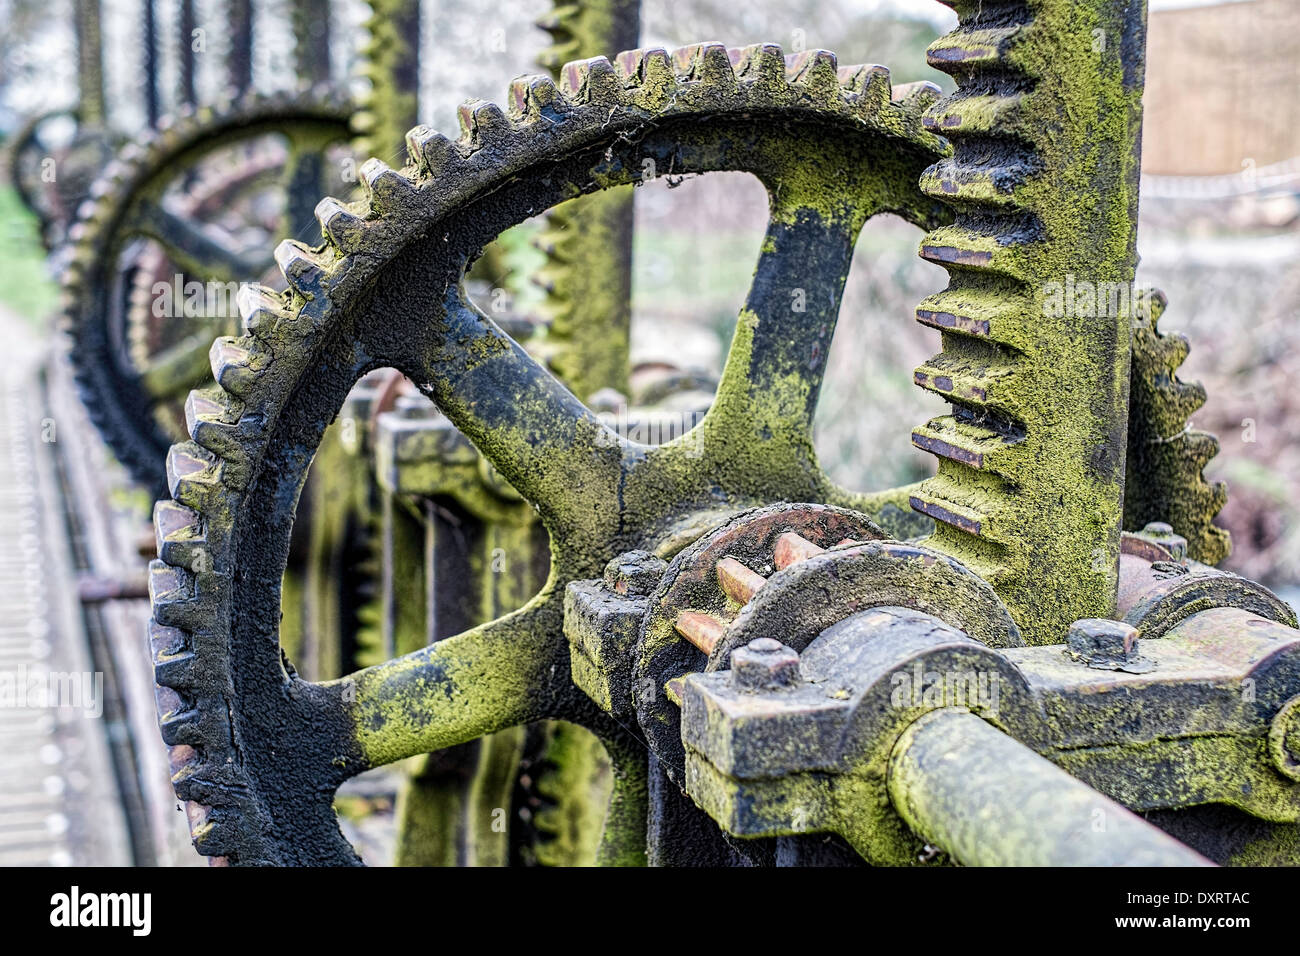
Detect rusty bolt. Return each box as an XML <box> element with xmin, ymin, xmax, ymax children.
<box><xmin>1268</xmin><ymin>696</ymin><xmax>1300</xmax><ymax>782</ymax></box>
<box><xmin>731</xmin><ymin>638</ymin><xmax>801</xmax><ymax>691</ymax></box>
<box><xmin>1139</xmin><ymin>521</ymin><xmax>1188</xmax><ymax>562</ymax></box>
<box><xmin>1066</xmin><ymin>619</ymin><xmax>1154</xmax><ymax>673</ymax></box>
<box><xmin>603</xmin><ymin>550</ymin><xmax>668</xmax><ymax>597</ymax></box>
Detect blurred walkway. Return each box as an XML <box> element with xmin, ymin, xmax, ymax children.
<box><xmin>0</xmin><ymin>305</ymin><xmax>129</xmax><ymax>865</ymax></box>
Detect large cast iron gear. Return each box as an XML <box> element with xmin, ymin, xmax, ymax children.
<box><xmin>61</xmin><ymin>91</ymin><xmax>354</xmax><ymax>494</ymax></box>
<box><xmin>148</xmin><ymin>42</ymin><xmax>950</xmax><ymax>864</ymax></box>
<box><xmin>122</xmin><ymin>149</ymin><xmax>295</xmax><ymax>440</ymax></box>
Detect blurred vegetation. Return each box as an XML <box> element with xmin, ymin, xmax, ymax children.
<box><xmin>0</xmin><ymin>184</ymin><xmax>59</xmax><ymax>324</ymax></box>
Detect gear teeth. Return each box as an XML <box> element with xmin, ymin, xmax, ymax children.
<box><xmin>913</xmin><ymin>352</ymin><xmax>1018</xmax><ymax>411</ymax></box>
<box><xmin>1125</xmin><ymin>288</ymin><xmax>1230</xmax><ymax>564</ymax></box>
<box><xmin>672</xmin><ymin>43</ymin><xmax>737</xmax><ymax>89</ymax></box>
<box><xmin>149</xmin><ymin>558</ymin><xmax>196</xmax><ymax>615</ymax></box>
<box><xmin>559</xmin><ymin>56</ymin><xmax>622</xmax><ymax>105</ymax></box>
<box><xmin>915</xmin><ymin>287</ymin><xmax>1034</xmax><ymax>348</ymax></box>
<box><xmin>456</xmin><ymin>99</ymin><xmax>513</xmax><ymax>149</ymax></box>
<box><xmin>923</xmin><ymin>91</ymin><xmax>1026</xmax><ymax>135</ymax></box>
<box><xmin>919</xmin><ymin>224</ymin><xmax>1033</xmax><ymax>280</ymax></box>
<box><xmin>911</xmin><ymin>416</ymin><xmax>1021</xmax><ymax>476</ymax></box>
<box><xmin>927</xmin><ymin>25</ymin><xmax>1026</xmax><ymax>72</ymax></box>
<box><xmin>920</xmin><ymin>155</ymin><xmax>1032</xmax><ymax>207</ymax></box>
<box><xmin>185</xmin><ymin>385</ymin><xmax>244</xmax><ymax>433</ymax></box>
<box><xmin>538</xmin><ymin>40</ymin><xmax>582</xmax><ymax>73</ymax></box>
<box><xmin>237</xmin><ymin>283</ymin><xmax>292</xmax><ymax>337</ymax></box>
<box><xmin>536</xmin><ymin>3</ymin><xmax>579</xmax><ymax>33</ymax></box>
<box><xmin>166</xmin><ymin>441</ymin><xmax>227</xmax><ymax>510</ymax></box>
<box><xmin>891</xmin><ymin>80</ymin><xmax>944</xmax><ymax>116</ymax></box>
<box><xmin>784</xmin><ymin>49</ymin><xmax>840</xmax><ymax>97</ymax></box>
<box><xmin>166</xmin><ymin>743</ymin><xmax>198</xmax><ymax>777</ymax></box>
<box><xmin>730</xmin><ymin>43</ymin><xmax>786</xmax><ymax>87</ymax></box>
<box><xmin>155</xmin><ymin>683</ymin><xmax>197</xmax><ymax>734</ymax></box>
<box><xmin>907</xmin><ymin>478</ymin><xmax>1000</xmax><ymax>544</ymax></box>
<box><xmin>154</xmin><ymin>647</ymin><xmax>197</xmax><ymax>692</ymax></box>
<box><xmin>315</xmin><ymin>197</ymin><xmax>367</xmax><ymax>254</ymax></box>
<box><xmin>535</xmin><ymin>3</ymin><xmax>582</xmax><ymax>72</ymax></box>
<box><xmin>405</xmin><ymin>125</ymin><xmax>460</xmax><ymax>178</ymax></box>
<box><xmin>158</xmin><ymin>707</ymin><xmax>203</xmax><ymax>747</ymax></box>
<box><xmin>148</xmin><ymin>618</ymin><xmax>187</xmax><ymax>660</ymax></box>
<box><xmin>616</xmin><ymin>48</ymin><xmax>676</xmax><ymax>109</ymax></box>
<box><xmin>838</xmin><ymin>62</ymin><xmax>892</xmax><ymax>110</ymax></box>
<box><xmin>210</xmin><ymin>336</ymin><xmax>268</xmax><ymax>401</ymax></box>
<box><xmin>188</xmin><ymin>809</ymin><xmax>240</xmax><ymax>858</ymax></box>
<box><xmin>507</xmin><ymin>74</ymin><xmax>563</xmax><ymax>123</ymax></box>
<box><xmin>359</xmin><ymin>157</ymin><xmax>418</xmax><ymax>213</ymax></box>
<box><xmin>185</xmin><ymin>388</ymin><xmax>259</xmax><ymax>490</ymax></box>
<box><xmin>274</xmin><ymin>239</ymin><xmax>329</xmax><ymax>298</ymax></box>
<box><xmin>154</xmin><ymin>499</ymin><xmax>208</xmax><ymax>569</ymax></box>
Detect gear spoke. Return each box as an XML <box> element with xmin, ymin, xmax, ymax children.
<box><xmin>701</xmin><ymin>198</ymin><xmax>861</xmax><ymax>459</ymax></box>
<box><xmin>404</xmin><ymin>287</ymin><xmax>624</xmax><ymax>527</ymax></box>
<box><xmin>336</xmin><ymin>598</ymin><xmax>574</xmax><ymax>772</ymax></box>
<box><xmin>131</xmin><ymin>198</ymin><xmax>265</xmax><ymax>280</ymax></box>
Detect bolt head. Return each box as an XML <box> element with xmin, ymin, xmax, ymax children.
<box><xmin>603</xmin><ymin>550</ymin><xmax>668</xmax><ymax>597</ymax></box>
<box><xmin>1139</xmin><ymin>521</ymin><xmax>1188</xmax><ymax>562</ymax></box>
<box><xmin>1067</xmin><ymin>618</ymin><xmax>1140</xmax><ymax>662</ymax></box>
<box><xmin>732</xmin><ymin>639</ymin><xmax>801</xmax><ymax>691</ymax></box>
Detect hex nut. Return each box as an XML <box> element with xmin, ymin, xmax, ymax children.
<box><xmin>1139</xmin><ymin>521</ymin><xmax>1188</xmax><ymax>562</ymax></box>
<box><xmin>732</xmin><ymin>638</ymin><xmax>801</xmax><ymax>691</ymax></box>
<box><xmin>1066</xmin><ymin>618</ymin><xmax>1155</xmax><ymax>673</ymax></box>
<box><xmin>603</xmin><ymin>550</ymin><xmax>668</xmax><ymax>597</ymax></box>
<box><xmin>1068</xmin><ymin>618</ymin><xmax>1138</xmax><ymax>659</ymax></box>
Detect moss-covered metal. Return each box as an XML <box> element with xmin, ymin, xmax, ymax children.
<box><xmin>909</xmin><ymin>0</ymin><xmax>1150</xmax><ymax>645</ymax></box>
<box><xmin>678</xmin><ymin>588</ymin><xmax>1300</xmax><ymax>865</ymax></box>
<box><xmin>1124</xmin><ymin>288</ymin><xmax>1231</xmax><ymax>565</ymax></box>
<box><xmin>146</xmin><ymin>44</ymin><xmax>950</xmax><ymax>863</ymax></box>
<box><xmin>532</xmin><ymin>0</ymin><xmax>641</xmax><ymax>401</ymax></box>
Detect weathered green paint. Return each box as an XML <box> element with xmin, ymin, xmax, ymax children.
<box><xmin>910</xmin><ymin>0</ymin><xmax>1151</xmax><ymax>645</ymax></box>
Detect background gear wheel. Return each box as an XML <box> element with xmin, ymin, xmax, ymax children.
<box><xmin>62</xmin><ymin>90</ymin><xmax>354</xmax><ymax>494</ymax></box>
